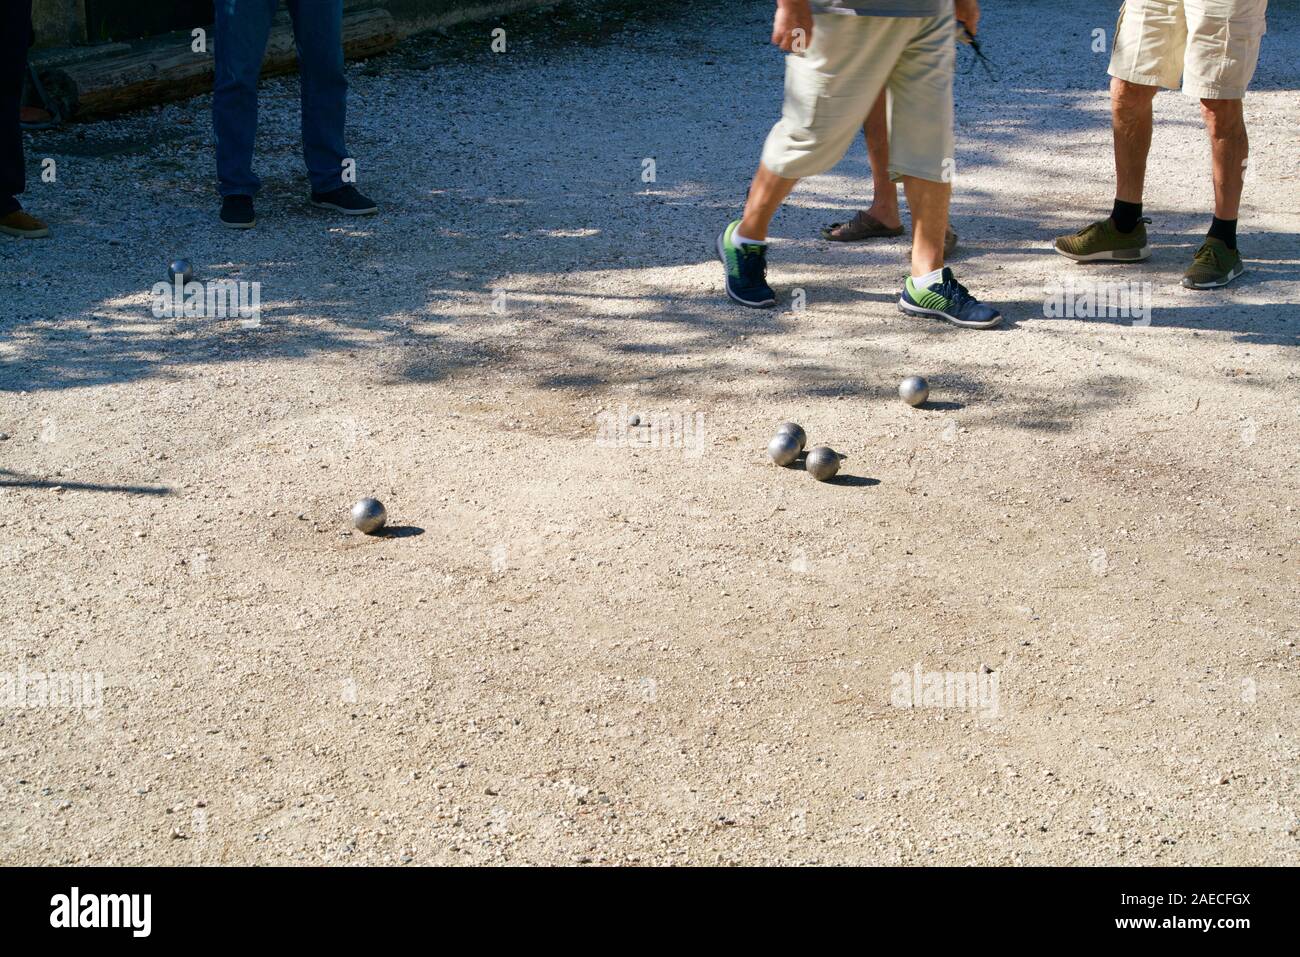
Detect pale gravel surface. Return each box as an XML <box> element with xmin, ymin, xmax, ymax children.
<box><xmin>1</xmin><ymin>0</ymin><xmax>1298</xmax><ymax>866</ymax></box>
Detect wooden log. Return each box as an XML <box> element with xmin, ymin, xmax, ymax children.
<box><xmin>38</xmin><ymin>9</ymin><xmax>398</xmax><ymax>121</ymax></box>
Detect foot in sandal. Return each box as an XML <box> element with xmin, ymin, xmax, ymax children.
<box><xmin>822</xmin><ymin>209</ymin><xmax>904</xmax><ymax>241</ymax></box>
<box><xmin>823</xmin><ymin>210</ymin><xmax>958</xmax><ymax>257</ymax></box>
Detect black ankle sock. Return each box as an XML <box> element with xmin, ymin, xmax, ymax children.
<box><xmin>1110</xmin><ymin>199</ymin><xmax>1143</xmax><ymax>234</ymax></box>
<box><xmin>1208</xmin><ymin>216</ymin><xmax>1238</xmax><ymax>250</ymax></box>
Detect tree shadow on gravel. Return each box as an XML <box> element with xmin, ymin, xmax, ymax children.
<box><xmin>2</xmin><ymin>0</ymin><xmax>1294</xmax><ymax>428</ymax></box>
<box><xmin>0</xmin><ymin>469</ymin><xmax>171</xmax><ymax>495</ymax></box>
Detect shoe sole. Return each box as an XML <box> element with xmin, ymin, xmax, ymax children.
<box><xmin>220</xmin><ymin>217</ymin><xmax>256</xmax><ymax>230</ymax></box>
<box><xmin>898</xmin><ymin>299</ymin><xmax>1003</xmax><ymax>329</ymax></box>
<box><xmin>1182</xmin><ymin>263</ymin><xmax>1245</xmax><ymax>289</ymax></box>
<box><xmin>820</xmin><ymin>226</ymin><xmax>904</xmax><ymax>242</ymax></box>
<box><xmin>715</xmin><ymin>232</ymin><xmax>776</xmax><ymax>308</ymax></box>
<box><xmin>311</xmin><ymin>201</ymin><xmax>378</xmax><ymax>215</ymax></box>
<box><xmin>0</xmin><ymin>226</ymin><xmax>50</xmax><ymax>239</ymax></box>
<box><xmin>1053</xmin><ymin>243</ymin><xmax>1151</xmax><ymax>263</ymax></box>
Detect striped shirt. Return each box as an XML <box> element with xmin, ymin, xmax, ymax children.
<box><xmin>810</xmin><ymin>1</ymin><xmax>949</xmax><ymax>15</ymax></box>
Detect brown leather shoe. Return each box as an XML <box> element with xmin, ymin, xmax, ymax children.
<box><xmin>0</xmin><ymin>209</ymin><xmax>51</xmax><ymax>239</ymax></box>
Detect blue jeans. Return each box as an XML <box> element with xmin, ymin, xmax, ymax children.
<box><xmin>1</xmin><ymin>0</ymin><xmax>34</xmax><ymax>214</ymax></box>
<box><xmin>213</xmin><ymin>0</ymin><xmax>349</xmax><ymax>197</ymax></box>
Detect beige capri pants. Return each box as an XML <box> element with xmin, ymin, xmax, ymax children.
<box><xmin>760</xmin><ymin>10</ymin><xmax>956</xmax><ymax>183</ymax></box>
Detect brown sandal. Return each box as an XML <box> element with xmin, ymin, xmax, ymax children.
<box><xmin>821</xmin><ymin>210</ymin><xmax>905</xmax><ymax>242</ymax></box>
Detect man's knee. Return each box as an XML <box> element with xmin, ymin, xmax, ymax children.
<box><xmin>1200</xmin><ymin>97</ymin><xmax>1244</xmax><ymax>138</ymax></box>
<box><xmin>213</xmin><ymin>66</ymin><xmax>259</xmax><ymax>101</ymax></box>
<box><xmin>1110</xmin><ymin>77</ymin><xmax>1157</xmax><ymax>114</ymax></box>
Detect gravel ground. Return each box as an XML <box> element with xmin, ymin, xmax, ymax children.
<box><xmin>1</xmin><ymin>0</ymin><xmax>1297</xmax><ymax>866</ymax></box>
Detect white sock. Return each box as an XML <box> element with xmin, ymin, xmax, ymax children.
<box><xmin>732</xmin><ymin>229</ymin><xmax>766</xmax><ymax>248</ymax></box>
<box><xmin>910</xmin><ymin>267</ymin><xmax>944</xmax><ymax>290</ymax></box>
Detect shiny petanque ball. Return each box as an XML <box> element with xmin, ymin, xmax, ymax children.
<box><xmin>350</xmin><ymin>497</ymin><xmax>387</xmax><ymax>534</ymax></box>
<box><xmin>899</xmin><ymin>375</ymin><xmax>930</xmax><ymax>407</ymax></box>
<box><xmin>804</xmin><ymin>445</ymin><xmax>843</xmax><ymax>482</ymax></box>
<box><xmin>775</xmin><ymin>421</ymin><xmax>807</xmax><ymax>452</ymax></box>
<box><xmin>168</xmin><ymin>259</ymin><xmax>194</xmax><ymax>283</ymax></box>
<box><xmin>768</xmin><ymin>430</ymin><xmax>802</xmax><ymax>466</ymax></box>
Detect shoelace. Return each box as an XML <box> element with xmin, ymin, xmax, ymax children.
<box><xmin>1192</xmin><ymin>242</ymin><xmax>1221</xmax><ymax>265</ymax></box>
<box><xmin>933</xmin><ymin>275</ymin><xmax>975</xmax><ymax>311</ymax></box>
<box><xmin>738</xmin><ymin>245</ymin><xmax>768</xmax><ymax>286</ymax></box>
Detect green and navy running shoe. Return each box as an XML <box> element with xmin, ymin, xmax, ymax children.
<box><xmin>1182</xmin><ymin>237</ymin><xmax>1244</xmax><ymax>289</ymax></box>
<box><xmin>717</xmin><ymin>219</ymin><xmax>776</xmax><ymax>308</ymax></box>
<box><xmin>899</xmin><ymin>267</ymin><xmax>1002</xmax><ymax>329</ymax></box>
<box><xmin>1053</xmin><ymin>217</ymin><xmax>1152</xmax><ymax>262</ymax></box>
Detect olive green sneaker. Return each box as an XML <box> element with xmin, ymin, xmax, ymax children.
<box><xmin>1182</xmin><ymin>237</ymin><xmax>1244</xmax><ymax>289</ymax></box>
<box><xmin>1053</xmin><ymin>217</ymin><xmax>1151</xmax><ymax>262</ymax></box>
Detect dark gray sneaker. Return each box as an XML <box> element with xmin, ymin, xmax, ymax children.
<box><xmin>899</xmin><ymin>267</ymin><xmax>1002</xmax><ymax>329</ymax></box>
<box><xmin>220</xmin><ymin>195</ymin><xmax>256</xmax><ymax>230</ymax></box>
<box><xmin>716</xmin><ymin>219</ymin><xmax>776</xmax><ymax>308</ymax></box>
<box><xmin>310</xmin><ymin>185</ymin><xmax>378</xmax><ymax>215</ymax></box>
